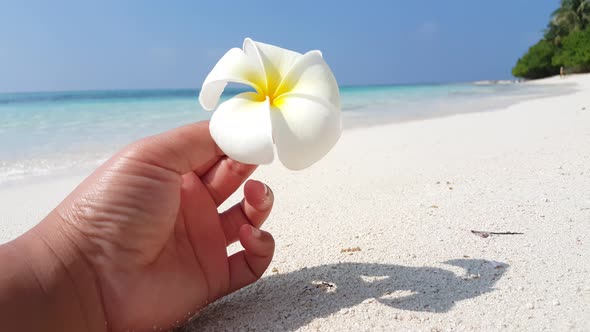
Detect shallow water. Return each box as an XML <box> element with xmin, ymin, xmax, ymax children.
<box><xmin>0</xmin><ymin>82</ymin><xmax>573</xmax><ymax>184</ymax></box>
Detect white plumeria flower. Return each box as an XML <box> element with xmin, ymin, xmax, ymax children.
<box><xmin>199</xmin><ymin>38</ymin><xmax>341</xmax><ymax>170</ymax></box>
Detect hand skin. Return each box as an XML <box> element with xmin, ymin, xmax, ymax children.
<box><xmin>0</xmin><ymin>121</ymin><xmax>275</xmax><ymax>331</ymax></box>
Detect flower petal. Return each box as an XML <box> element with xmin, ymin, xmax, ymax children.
<box><xmin>251</xmin><ymin>40</ymin><xmax>303</xmax><ymax>95</ymax></box>
<box><xmin>275</xmin><ymin>50</ymin><xmax>340</xmax><ymax>109</ymax></box>
<box><xmin>271</xmin><ymin>95</ymin><xmax>341</xmax><ymax>170</ymax></box>
<box><xmin>199</xmin><ymin>47</ymin><xmax>266</xmax><ymax>111</ymax></box>
<box><xmin>209</xmin><ymin>92</ymin><xmax>274</xmax><ymax>165</ymax></box>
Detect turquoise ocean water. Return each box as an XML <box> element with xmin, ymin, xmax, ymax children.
<box><xmin>0</xmin><ymin>83</ymin><xmax>567</xmax><ymax>184</ymax></box>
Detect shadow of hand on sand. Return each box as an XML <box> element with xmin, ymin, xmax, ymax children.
<box><xmin>180</xmin><ymin>259</ymin><xmax>507</xmax><ymax>331</ymax></box>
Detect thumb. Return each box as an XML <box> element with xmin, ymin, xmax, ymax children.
<box><xmin>124</xmin><ymin>121</ymin><xmax>224</xmax><ymax>175</ymax></box>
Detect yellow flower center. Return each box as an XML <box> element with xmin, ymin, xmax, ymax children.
<box><xmin>249</xmin><ymin>72</ymin><xmax>293</xmax><ymax>109</ymax></box>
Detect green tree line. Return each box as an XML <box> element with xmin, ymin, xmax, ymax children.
<box><xmin>513</xmin><ymin>0</ymin><xmax>590</xmax><ymax>79</ymax></box>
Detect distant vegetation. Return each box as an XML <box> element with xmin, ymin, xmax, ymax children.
<box><xmin>513</xmin><ymin>0</ymin><xmax>590</xmax><ymax>79</ymax></box>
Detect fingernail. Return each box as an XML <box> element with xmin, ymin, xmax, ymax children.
<box><xmin>263</xmin><ymin>183</ymin><xmax>270</xmax><ymax>196</ymax></box>
<box><xmin>250</xmin><ymin>226</ymin><xmax>262</xmax><ymax>238</ymax></box>
<box><xmin>260</xmin><ymin>184</ymin><xmax>273</xmax><ymax>209</ymax></box>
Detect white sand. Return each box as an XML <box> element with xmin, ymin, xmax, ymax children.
<box><xmin>2</xmin><ymin>75</ymin><xmax>590</xmax><ymax>331</ymax></box>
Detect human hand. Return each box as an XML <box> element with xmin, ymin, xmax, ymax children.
<box><xmin>0</xmin><ymin>121</ymin><xmax>275</xmax><ymax>331</ymax></box>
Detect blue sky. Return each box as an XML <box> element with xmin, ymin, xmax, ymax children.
<box><xmin>0</xmin><ymin>0</ymin><xmax>559</xmax><ymax>92</ymax></box>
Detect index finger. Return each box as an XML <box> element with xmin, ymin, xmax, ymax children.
<box><xmin>126</xmin><ymin>121</ymin><xmax>224</xmax><ymax>176</ymax></box>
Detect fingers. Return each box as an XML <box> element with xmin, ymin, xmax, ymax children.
<box><xmin>202</xmin><ymin>157</ymin><xmax>257</xmax><ymax>206</ymax></box>
<box><xmin>220</xmin><ymin>180</ymin><xmax>273</xmax><ymax>245</ymax></box>
<box><xmin>123</xmin><ymin>121</ymin><xmax>224</xmax><ymax>176</ymax></box>
<box><xmin>227</xmin><ymin>225</ymin><xmax>274</xmax><ymax>294</ymax></box>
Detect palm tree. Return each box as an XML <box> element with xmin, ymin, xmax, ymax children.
<box><xmin>545</xmin><ymin>21</ymin><xmax>569</xmax><ymax>44</ymax></box>
<box><xmin>549</xmin><ymin>0</ymin><xmax>590</xmax><ymax>38</ymax></box>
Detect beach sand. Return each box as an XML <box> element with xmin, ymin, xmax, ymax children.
<box><xmin>1</xmin><ymin>75</ymin><xmax>589</xmax><ymax>331</ymax></box>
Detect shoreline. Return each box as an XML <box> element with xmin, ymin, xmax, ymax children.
<box><xmin>0</xmin><ymin>77</ymin><xmax>580</xmax><ymax>187</ymax></box>
<box><xmin>344</xmin><ymin>76</ymin><xmax>580</xmax><ymax>130</ymax></box>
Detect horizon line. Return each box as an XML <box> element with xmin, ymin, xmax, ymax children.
<box><xmin>0</xmin><ymin>77</ymin><xmax>518</xmax><ymax>95</ymax></box>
